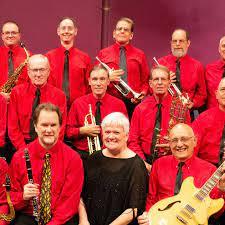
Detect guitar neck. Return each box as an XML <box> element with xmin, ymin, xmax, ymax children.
<box><xmin>195</xmin><ymin>162</ymin><xmax>224</xmax><ymax>201</ymax></box>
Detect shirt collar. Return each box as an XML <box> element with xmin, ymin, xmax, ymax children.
<box><xmin>28</xmin><ymin>82</ymin><xmax>48</xmax><ymax>95</ymax></box>
<box><xmin>172</xmin><ymin>154</ymin><xmax>195</xmax><ymax>169</ymax></box>
<box><xmin>114</xmin><ymin>42</ymin><xmax>131</xmax><ymax>51</ymax></box>
<box><xmin>170</xmin><ymin>54</ymin><xmax>189</xmax><ymax>63</ymax></box>
<box><xmin>32</xmin><ymin>139</ymin><xmax>61</xmax><ymax>159</ymax></box>
<box><xmin>153</xmin><ymin>93</ymin><xmax>172</xmax><ymax>108</ymax></box>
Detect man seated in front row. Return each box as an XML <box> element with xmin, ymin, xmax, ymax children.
<box><xmin>66</xmin><ymin>64</ymin><xmax>127</xmax><ymax>160</ymax></box>
<box><xmin>9</xmin><ymin>103</ymin><xmax>83</xmax><ymax>225</ymax></box>
<box><xmin>138</xmin><ymin>123</ymin><xmax>225</xmax><ymax>225</ymax></box>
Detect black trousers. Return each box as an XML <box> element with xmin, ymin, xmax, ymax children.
<box><xmin>11</xmin><ymin>213</ymin><xmax>79</xmax><ymax>225</ymax></box>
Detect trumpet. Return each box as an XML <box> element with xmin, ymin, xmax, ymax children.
<box><xmin>96</xmin><ymin>57</ymin><xmax>142</xmax><ymax>99</ymax></box>
<box><xmin>84</xmin><ymin>104</ymin><xmax>101</xmax><ymax>154</ymax></box>
<box><xmin>153</xmin><ymin>57</ymin><xmax>189</xmax><ymax>105</ymax></box>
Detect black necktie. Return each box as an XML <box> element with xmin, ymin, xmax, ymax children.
<box><xmin>8</xmin><ymin>50</ymin><xmax>14</xmax><ymax>76</ymax></box>
<box><xmin>119</xmin><ymin>46</ymin><xmax>128</xmax><ymax>83</ymax></box>
<box><xmin>219</xmin><ymin>125</ymin><xmax>225</xmax><ymax>165</ymax></box>
<box><xmin>174</xmin><ymin>162</ymin><xmax>185</xmax><ymax>195</ymax></box>
<box><xmin>175</xmin><ymin>59</ymin><xmax>182</xmax><ymax>91</ymax></box>
<box><xmin>150</xmin><ymin>104</ymin><xmax>162</xmax><ymax>154</ymax></box>
<box><xmin>63</xmin><ymin>50</ymin><xmax>70</xmax><ymax>101</ymax></box>
<box><xmin>29</xmin><ymin>88</ymin><xmax>41</xmax><ymax>140</ymax></box>
<box><xmin>95</xmin><ymin>101</ymin><xmax>101</xmax><ymax>125</ymax></box>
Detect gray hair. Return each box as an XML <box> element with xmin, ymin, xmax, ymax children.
<box><xmin>101</xmin><ymin>112</ymin><xmax>129</xmax><ymax>134</ymax></box>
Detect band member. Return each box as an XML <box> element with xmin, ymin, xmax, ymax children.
<box><xmin>128</xmin><ymin>65</ymin><xmax>190</xmax><ymax>172</ymax></box>
<box><xmin>9</xmin><ymin>103</ymin><xmax>83</xmax><ymax>225</ymax></box>
<box><xmin>192</xmin><ymin>78</ymin><xmax>225</xmax><ymax>166</ymax></box>
<box><xmin>66</xmin><ymin>65</ymin><xmax>127</xmax><ymax>160</ymax></box>
<box><xmin>157</xmin><ymin>29</ymin><xmax>206</xmax><ymax>111</ymax></box>
<box><xmin>0</xmin><ymin>21</ymin><xmax>29</xmax><ymax>101</ymax></box>
<box><xmin>8</xmin><ymin>54</ymin><xmax>67</xmax><ymax>151</ymax></box>
<box><xmin>79</xmin><ymin>112</ymin><xmax>148</xmax><ymax>225</ymax></box>
<box><xmin>46</xmin><ymin>17</ymin><xmax>91</xmax><ymax>109</ymax></box>
<box><xmin>205</xmin><ymin>36</ymin><xmax>225</xmax><ymax>108</ymax></box>
<box><xmin>96</xmin><ymin>17</ymin><xmax>150</xmax><ymax>118</ymax></box>
<box><xmin>138</xmin><ymin>123</ymin><xmax>225</xmax><ymax>225</ymax></box>
<box><xmin>0</xmin><ymin>95</ymin><xmax>7</xmax><ymax>155</ymax></box>
<box><xmin>0</xmin><ymin>158</ymin><xmax>10</xmax><ymax>225</ymax></box>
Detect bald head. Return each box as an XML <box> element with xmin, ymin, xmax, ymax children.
<box><xmin>169</xmin><ymin>123</ymin><xmax>196</xmax><ymax>162</ymax></box>
<box><xmin>216</xmin><ymin>78</ymin><xmax>225</xmax><ymax>110</ymax></box>
<box><xmin>27</xmin><ymin>54</ymin><xmax>50</xmax><ymax>88</ymax></box>
<box><xmin>219</xmin><ymin>36</ymin><xmax>225</xmax><ymax>60</ymax></box>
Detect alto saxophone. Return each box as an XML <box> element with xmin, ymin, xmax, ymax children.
<box><xmin>0</xmin><ymin>174</ymin><xmax>15</xmax><ymax>222</ymax></box>
<box><xmin>0</xmin><ymin>42</ymin><xmax>30</xmax><ymax>93</ymax></box>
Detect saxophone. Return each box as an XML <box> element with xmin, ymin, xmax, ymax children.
<box><xmin>0</xmin><ymin>174</ymin><xmax>15</xmax><ymax>222</ymax></box>
<box><xmin>153</xmin><ymin>96</ymin><xmax>189</xmax><ymax>161</ymax></box>
<box><xmin>0</xmin><ymin>42</ymin><xmax>30</xmax><ymax>93</ymax></box>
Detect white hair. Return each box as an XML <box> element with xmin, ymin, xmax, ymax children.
<box><xmin>101</xmin><ymin>112</ymin><xmax>129</xmax><ymax>134</ymax></box>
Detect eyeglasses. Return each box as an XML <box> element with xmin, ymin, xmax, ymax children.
<box><xmin>29</xmin><ymin>68</ymin><xmax>48</xmax><ymax>73</ymax></box>
<box><xmin>169</xmin><ymin>136</ymin><xmax>194</xmax><ymax>144</ymax></box>
<box><xmin>2</xmin><ymin>31</ymin><xmax>19</xmax><ymax>36</ymax></box>
<box><xmin>115</xmin><ymin>27</ymin><xmax>131</xmax><ymax>33</ymax></box>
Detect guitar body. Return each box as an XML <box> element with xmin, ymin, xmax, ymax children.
<box><xmin>148</xmin><ymin>177</ymin><xmax>224</xmax><ymax>225</ymax></box>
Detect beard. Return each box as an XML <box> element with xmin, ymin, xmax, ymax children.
<box><xmin>171</xmin><ymin>48</ymin><xmax>187</xmax><ymax>58</ymax></box>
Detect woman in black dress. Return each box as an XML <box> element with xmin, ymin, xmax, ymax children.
<box><xmin>79</xmin><ymin>112</ymin><xmax>148</xmax><ymax>225</ymax></box>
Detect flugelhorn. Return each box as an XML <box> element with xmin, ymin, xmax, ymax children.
<box><xmin>96</xmin><ymin>57</ymin><xmax>142</xmax><ymax>99</ymax></box>
<box><xmin>153</xmin><ymin>57</ymin><xmax>189</xmax><ymax>105</ymax></box>
<box><xmin>84</xmin><ymin>104</ymin><xmax>101</xmax><ymax>154</ymax></box>
<box><xmin>0</xmin><ymin>174</ymin><xmax>15</xmax><ymax>222</ymax></box>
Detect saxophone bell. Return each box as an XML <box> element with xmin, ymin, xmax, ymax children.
<box><xmin>0</xmin><ymin>174</ymin><xmax>15</xmax><ymax>222</ymax></box>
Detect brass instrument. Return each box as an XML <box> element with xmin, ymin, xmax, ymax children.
<box><xmin>0</xmin><ymin>174</ymin><xmax>15</xmax><ymax>222</ymax></box>
<box><xmin>96</xmin><ymin>56</ymin><xmax>142</xmax><ymax>99</ymax></box>
<box><xmin>0</xmin><ymin>42</ymin><xmax>30</xmax><ymax>93</ymax></box>
<box><xmin>84</xmin><ymin>104</ymin><xmax>101</xmax><ymax>154</ymax></box>
<box><xmin>153</xmin><ymin>57</ymin><xmax>190</xmax><ymax>105</ymax></box>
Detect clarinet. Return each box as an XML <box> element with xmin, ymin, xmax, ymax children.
<box><xmin>24</xmin><ymin>148</ymin><xmax>39</xmax><ymax>222</ymax></box>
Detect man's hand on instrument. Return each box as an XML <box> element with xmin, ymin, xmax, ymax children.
<box><xmin>0</xmin><ymin>92</ymin><xmax>10</xmax><ymax>103</ymax></box>
<box><xmin>169</xmin><ymin>71</ymin><xmax>176</xmax><ymax>83</ymax></box>
<box><xmin>131</xmin><ymin>92</ymin><xmax>145</xmax><ymax>104</ymax></box>
<box><xmin>144</xmin><ymin>161</ymin><xmax>152</xmax><ymax>173</ymax></box>
<box><xmin>218</xmin><ymin>165</ymin><xmax>225</xmax><ymax>192</ymax></box>
<box><xmin>80</xmin><ymin>125</ymin><xmax>101</xmax><ymax>137</ymax></box>
<box><xmin>186</xmin><ymin>100</ymin><xmax>194</xmax><ymax>109</ymax></box>
<box><xmin>109</xmin><ymin>69</ymin><xmax>124</xmax><ymax>82</ymax></box>
<box><xmin>23</xmin><ymin>183</ymin><xmax>39</xmax><ymax>200</ymax></box>
<box><xmin>138</xmin><ymin>212</ymin><xmax>149</xmax><ymax>225</ymax></box>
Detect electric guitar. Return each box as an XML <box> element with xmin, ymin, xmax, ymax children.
<box><xmin>148</xmin><ymin>162</ymin><xmax>225</xmax><ymax>225</ymax></box>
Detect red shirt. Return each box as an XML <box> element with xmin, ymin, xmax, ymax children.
<box><xmin>0</xmin><ymin>158</ymin><xmax>9</xmax><ymax>225</ymax></box>
<box><xmin>157</xmin><ymin>54</ymin><xmax>206</xmax><ymax>108</ymax></box>
<box><xmin>8</xmin><ymin>82</ymin><xmax>67</xmax><ymax>151</ymax></box>
<box><xmin>205</xmin><ymin>59</ymin><xmax>224</xmax><ymax>108</ymax></box>
<box><xmin>0</xmin><ymin>45</ymin><xmax>29</xmax><ymax>87</ymax></box>
<box><xmin>9</xmin><ymin>139</ymin><xmax>84</xmax><ymax>225</ymax></box>
<box><xmin>146</xmin><ymin>155</ymin><xmax>224</xmax><ymax>211</ymax></box>
<box><xmin>97</xmin><ymin>43</ymin><xmax>150</xmax><ymax>99</ymax></box>
<box><xmin>66</xmin><ymin>93</ymin><xmax>128</xmax><ymax>151</ymax></box>
<box><xmin>192</xmin><ymin>107</ymin><xmax>225</xmax><ymax>165</ymax></box>
<box><xmin>128</xmin><ymin>94</ymin><xmax>191</xmax><ymax>160</ymax></box>
<box><xmin>46</xmin><ymin>46</ymin><xmax>91</xmax><ymax>107</ymax></box>
<box><xmin>0</xmin><ymin>95</ymin><xmax>7</xmax><ymax>147</ymax></box>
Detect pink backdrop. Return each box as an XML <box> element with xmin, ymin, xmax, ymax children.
<box><xmin>1</xmin><ymin>0</ymin><xmax>225</xmax><ymax>65</ymax></box>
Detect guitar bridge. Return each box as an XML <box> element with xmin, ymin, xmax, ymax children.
<box><xmin>176</xmin><ymin>215</ymin><xmax>187</xmax><ymax>224</ymax></box>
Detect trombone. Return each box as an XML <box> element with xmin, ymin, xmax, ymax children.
<box><xmin>96</xmin><ymin>57</ymin><xmax>142</xmax><ymax>100</ymax></box>
<box><xmin>84</xmin><ymin>104</ymin><xmax>101</xmax><ymax>154</ymax></box>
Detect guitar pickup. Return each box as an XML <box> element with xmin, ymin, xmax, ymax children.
<box><xmin>176</xmin><ymin>214</ymin><xmax>187</xmax><ymax>224</ymax></box>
